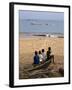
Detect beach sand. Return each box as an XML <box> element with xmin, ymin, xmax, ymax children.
<box><xmin>19</xmin><ymin>37</ymin><xmax>64</xmax><ymax>79</ymax></box>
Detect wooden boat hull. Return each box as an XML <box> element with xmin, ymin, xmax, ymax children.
<box><xmin>28</xmin><ymin>60</ymin><xmax>51</xmax><ymax>71</ymax></box>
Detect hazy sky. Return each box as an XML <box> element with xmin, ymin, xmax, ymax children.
<box><xmin>19</xmin><ymin>10</ymin><xmax>64</xmax><ymax>21</ymax></box>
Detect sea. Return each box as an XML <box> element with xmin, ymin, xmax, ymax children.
<box><xmin>19</xmin><ymin>19</ymin><xmax>64</xmax><ymax>38</ymax></box>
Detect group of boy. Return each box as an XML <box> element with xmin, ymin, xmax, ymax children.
<box><xmin>33</xmin><ymin>47</ymin><xmax>54</xmax><ymax>64</ymax></box>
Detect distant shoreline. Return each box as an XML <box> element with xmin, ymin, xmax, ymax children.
<box><xmin>20</xmin><ymin>32</ymin><xmax>64</xmax><ymax>35</ymax></box>
<box><xmin>19</xmin><ymin>32</ymin><xmax>64</xmax><ymax>38</ymax></box>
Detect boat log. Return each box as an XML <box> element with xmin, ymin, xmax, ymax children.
<box><xmin>27</xmin><ymin>60</ymin><xmax>51</xmax><ymax>72</ymax></box>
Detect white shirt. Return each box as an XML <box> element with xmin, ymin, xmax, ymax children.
<box><xmin>42</xmin><ymin>52</ymin><xmax>46</xmax><ymax>61</ymax></box>
<box><xmin>39</xmin><ymin>54</ymin><xmax>43</xmax><ymax>62</ymax></box>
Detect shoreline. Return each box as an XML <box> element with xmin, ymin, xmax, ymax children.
<box><xmin>19</xmin><ymin>36</ymin><xmax>64</xmax><ymax>40</ymax></box>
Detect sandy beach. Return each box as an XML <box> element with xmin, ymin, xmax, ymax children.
<box><xmin>19</xmin><ymin>37</ymin><xmax>64</xmax><ymax>79</ymax></box>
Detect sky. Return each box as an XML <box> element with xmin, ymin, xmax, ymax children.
<box><xmin>19</xmin><ymin>10</ymin><xmax>64</xmax><ymax>21</ymax></box>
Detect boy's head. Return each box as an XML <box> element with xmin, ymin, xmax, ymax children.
<box><xmin>42</xmin><ymin>49</ymin><xmax>45</xmax><ymax>53</ymax></box>
<box><xmin>48</xmin><ymin>47</ymin><xmax>51</xmax><ymax>51</ymax></box>
<box><xmin>35</xmin><ymin>51</ymin><xmax>38</xmax><ymax>55</ymax></box>
<box><xmin>39</xmin><ymin>51</ymin><xmax>41</xmax><ymax>54</ymax></box>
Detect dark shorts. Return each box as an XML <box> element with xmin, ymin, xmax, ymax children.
<box><xmin>46</xmin><ymin>55</ymin><xmax>54</xmax><ymax>61</ymax></box>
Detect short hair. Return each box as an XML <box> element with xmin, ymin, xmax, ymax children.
<box><xmin>39</xmin><ymin>51</ymin><xmax>41</xmax><ymax>54</ymax></box>
<box><xmin>35</xmin><ymin>51</ymin><xmax>38</xmax><ymax>55</ymax></box>
<box><xmin>42</xmin><ymin>49</ymin><xmax>45</xmax><ymax>52</ymax></box>
<box><xmin>48</xmin><ymin>47</ymin><xmax>51</xmax><ymax>50</ymax></box>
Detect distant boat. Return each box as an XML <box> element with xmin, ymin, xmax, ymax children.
<box><xmin>45</xmin><ymin>24</ymin><xmax>48</xmax><ymax>25</ymax></box>
<box><xmin>31</xmin><ymin>22</ymin><xmax>48</xmax><ymax>26</ymax></box>
<box><xmin>31</xmin><ymin>22</ymin><xmax>41</xmax><ymax>25</ymax></box>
